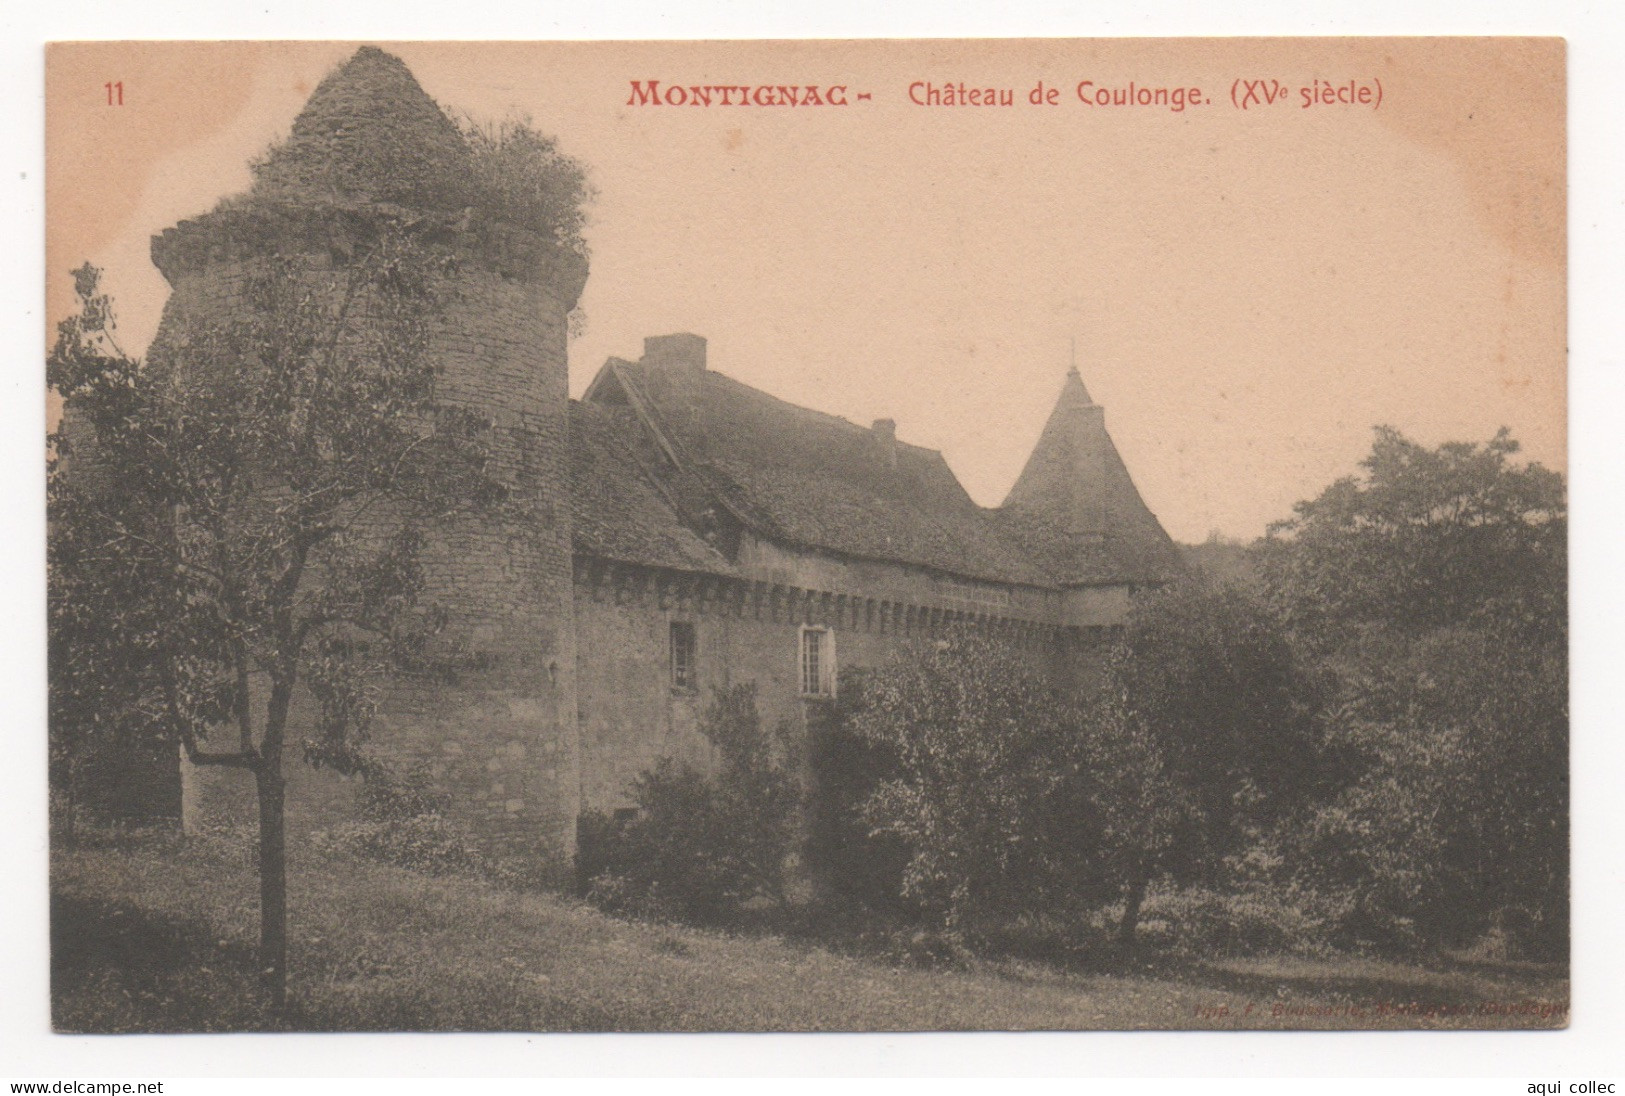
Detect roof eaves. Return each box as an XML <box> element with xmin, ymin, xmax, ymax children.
<box><xmin>743</xmin><ymin>529</ymin><xmax>1062</xmax><ymax>596</ymax></box>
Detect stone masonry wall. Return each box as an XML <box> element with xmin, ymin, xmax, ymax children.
<box><xmin>357</xmin><ymin>268</ymin><xmax>581</xmax><ymax>860</ymax></box>
<box><xmin>161</xmin><ymin>219</ymin><xmax>583</xmax><ymax>867</ymax></box>
<box><xmin>573</xmin><ymin>547</ymin><xmax>1096</xmax><ymax>814</ymax></box>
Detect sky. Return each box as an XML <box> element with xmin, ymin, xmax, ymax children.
<box><xmin>45</xmin><ymin>38</ymin><xmax>1565</xmax><ymax>543</ymax></box>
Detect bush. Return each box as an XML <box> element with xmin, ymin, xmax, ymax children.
<box><xmin>575</xmin><ymin>684</ymin><xmax>800</xmax><ymax>923</ymax></box>
<box><xmin>357</xmin><ymin>764</ymin><xmax>451</xmax><ymax>822</ymax></box>
<box><xmin>803</xmin><ymin>672</ymin><xmax>918</xmax><ymax>920</ymax></box>
<box><xmin>310</xmin><ymin>765</ymin><xmax>498</xmax><ymax>880</ymax></box>
<box><xmin>838</xmin><ymin>629</ymin><xmax>1126</xmax><ymax>932</ymax></box>
<box><xmin>966</xmin><ymin>905</ymin><xmax>1124</xmax><ymax>969</ymax></box>
<box><xmin>311</xmin><ymin>813</ymin><xmax>492</xmax><ymax>879</ymax></box>
<box><xmin>1134</xmin><ymin>884</ymin><xmax>1338</xmax><ymax>958</ymax></box>
<box><xmin>575</xmin><ymin>761</ymin><xmax>747</xmax><ymax>921</ymax></box>
<box><xmin>578</xmin><ymin>871</ymin><xmax>682</xmax><ymax>923</ymax></box>
<box><xmin>459</xmin><ymin>115</ymin><xmax>593</xmax><ymax>259</ymax></box>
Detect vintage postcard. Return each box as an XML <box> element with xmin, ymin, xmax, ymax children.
<box><xmin>44</xmin><ymin>38</ymin><xmax>1566</xmax><ymax>1034</ymax></box>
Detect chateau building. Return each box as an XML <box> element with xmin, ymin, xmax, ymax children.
<box><xmin>569</xmin><ymin>333</ymin><xmax>1183</xmax><ymax>821</ymax></box>
<box><xmin>131</xmin><ymin>48</ymin><xmax>1182</xmax><ymax>862</ymax></box>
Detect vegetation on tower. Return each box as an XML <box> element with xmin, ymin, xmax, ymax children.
<box><xmin>246</xmin><ymin>45</ymin><xmax>593</xmax><ymax>262</ymax></box>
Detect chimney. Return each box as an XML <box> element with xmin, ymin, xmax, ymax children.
<box><xmin>872</xmin><ymin>418</ymin><xmax>898</xmax><ymax>469</ymax></box>
<box><xmin>642</xmin><ymin>333</ymin><xmax>707</xmax><ymax>374</ymax></box>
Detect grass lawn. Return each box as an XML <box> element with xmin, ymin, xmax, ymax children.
<box><xmin>49</xmin><ymin>830</ymin><xmax>1569</xmax><ymax>1033</ymax></box>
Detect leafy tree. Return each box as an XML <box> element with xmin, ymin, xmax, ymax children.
<box><xmin>48</xmin><ymin>249</ymin><xmax>503</xmax><ymax>1010</ymax></box>
<box><xmin>1261</xmin><ymin>425</ymin><xmax>1565</xmax><ymax>646</ymax></box>
<box><xmin>803</xmin><ymin>670</ymin><xmax>917</xmax><ymax>918</ymax></box>
<box><xmin>1099</xmin><ymin>579</ymin><xmax>1328</xmax><ymax>942</ymax></box>
<box><xmin>576</xmin><ymin>683</ymin><xmax>801</xmax><ymax>921</ymax></box>
<box><xmin>1278</xmin><ymin>616</ymin><xmax>1567</xmax><ymax>954</ymax></box>
<box><xmin>48</xmin><ymin>269</ymin><xmax>193</xmax><ymax>834</ymax></box>
<box><xmin>842</xmin><ymin>630</ymin><xmax>1115</xmax><ymax>932</ymax></box>
<box><xmin>1262</xmin><ymin>427</ymin><xmax>1567</xmax><ymax>955</ymax></box>
<box><xmin>830</xmin><ymin>617</ymin><xmax>1314</xmax><ymax>944</ymax></box>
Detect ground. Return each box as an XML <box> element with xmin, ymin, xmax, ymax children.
<box><xmin>49</xmin><ymin>829</ymin><xmax>1569</xmax><ymax>1033</ymax></box>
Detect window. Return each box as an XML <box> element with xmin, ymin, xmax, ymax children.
<box><xmin>670</xmin><ymin>621</ymin><xmax>696</xmax><ymax>690</ymax></box>
<box><xmin>800</xmin><ymin>626</ymin><xmax>835</xmax><ymax>697</ymax></box>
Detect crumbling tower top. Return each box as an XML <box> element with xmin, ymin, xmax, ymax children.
<box><xmin>151</xmin><ymin>47</ymin><xmax>587</xmax><ymax>301</ymax></box>
<box><xmin>250</xmin><ymin>46</ymin><xmax>472</xmax><ymax>211</ymax></box>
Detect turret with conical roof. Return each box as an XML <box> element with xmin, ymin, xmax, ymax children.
<box><xmin>999</xmin><ymin>364</ymin><xmax>1183</xmax><ymax>589</ymax></box>
<box><xmin>1005</xmin><ymin>367</ymin><xmax>1111</xmax><ymax>541</ymax></box>
<box><xmin>152</xmin><ymin>47</ymin><xmax>588</xmax><ymax>862</ymax></box>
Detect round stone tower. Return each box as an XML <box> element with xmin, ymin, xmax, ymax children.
<box><xmin>151</xmin><ymin>47</ymin><xmax>587</xmax><ymax>863</ymax></box>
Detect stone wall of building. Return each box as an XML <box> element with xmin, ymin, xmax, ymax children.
<box><xmin>572</xmin><ymin>548</ymin><xmax>1087</xmax><ymax>815</ymax></box>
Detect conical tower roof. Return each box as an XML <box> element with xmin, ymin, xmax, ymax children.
<box><xmin>1004</xmin><ymin>367</ymin><xmax>1107</xmax><ymax>528</ymax></box>
<box><xmin>999</xmin><ymin>367</ymin><xmax>1183</xmax><ymax>586</ymax></box>
<box><xmin>250</xmin><ymin>46</ymin><xmax>472</xmax><ymax>211</ymax></box>
<box><xmin>1063</xmin><ymin>365</ymin><xmax>1092</xmax><ymax>405</ymax></box>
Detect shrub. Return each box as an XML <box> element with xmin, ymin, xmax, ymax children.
<box><xmin>803</xmin><ymin>671</ymin><xmax>917</xmax><ymax>920</ymax></box>
<box><xmin>310</xmin><ymin>765</ymin><xmax>496</xmax><ymax>880</ymax></box>
<box><xmin>311</xmin><ymin>813</ymin><xmax>492</xmax><ymax>879</ymax></box>
<box><xmin>967</xmin><ymin>905</ymin><xmax>1124</xmax><ymax>969</ymax></box>
<box><xmin>1134</xmin><ymin>884</ymin><xmax>1338</xmax><ymax>958</ymax></box>
<box><xmin>839</xmin><ymin>629</ymin><xmax>1110</xmax><ymax>931</ymax></box>
<box><xmin>579</xmin><ymin>871</ymin><xmax>681</xmax><ymax>922</ymax></box>
<box><xmin>575</xmin><ymin>761</ymin><xmax>745</xmax><ymax>921</ymax></box>
<box><xmin>459</xmin><ymin>115</ymin><xmax>593</xmax><ymax>259</ymax></box>
<box><xmin>575</xmin><ymin>684</ymin><xmax>800</xmax><ymax>923</ymax></box>
<box><xmin>358</xmin><ymin>764</ymin><xmax>451</xmax><ymax>822</ymax></box>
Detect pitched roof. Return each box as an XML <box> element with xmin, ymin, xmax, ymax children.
<box><xmin>575</xmin><ymin>338</ymin><xmax>1181</xmax><ymax>590</ymax></box>
<box><xmin>568</xmin><ymin>401</ymin><xmax>737</xmax><ymax>576</ymax></box>
<box><xmin>585</xmin><ymin>355</ymin><xmax>1054</xmax><ymax>587</ymax></box>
